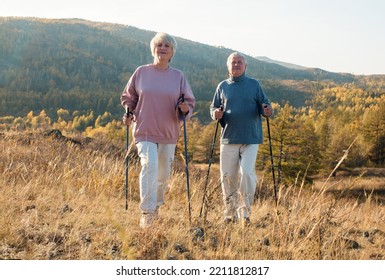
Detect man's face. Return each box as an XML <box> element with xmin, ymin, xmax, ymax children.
<box><xmin>228</xmin><ymin>55</ymin><xmax>246</xmax><ymax>77</ymax></box>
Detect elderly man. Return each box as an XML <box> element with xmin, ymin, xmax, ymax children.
<box><xmin>210</xmin><ymin>52</ymin><xmax>273</xmax><ymax>225</ymax></box>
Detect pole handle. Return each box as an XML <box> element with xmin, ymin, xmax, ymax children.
<box><xmin>180</xmin><ymin>94</ymin><xmax>189</xmax><ymax>117</ymax></box>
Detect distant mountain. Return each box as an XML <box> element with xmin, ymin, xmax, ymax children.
<box><xmin>255</xmin><ymin>56</ymin><xmax>307</xmax><ymax>70</ymax></box>
<box><xmin>0</xmin><ymin>17</ymin><xmax>372</xmax><ymax>123</ymax></box>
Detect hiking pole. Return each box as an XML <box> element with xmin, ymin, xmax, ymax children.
<box><xmin>125</xmin><ymin>106</ymin><xmax>130</xmax><ymax>210</ymax></box>
<box><xmin>181</xmin><ymin>94</ymin><xmax>192</xmax><ymax>225</ymax></box>
<box><xmin>199</xmin><ymin>106</ymin><xmax>222</xmax><ymax>219</ymax></box>
<box><xmin>266</xmin><ymin>116</ymin><xmax>278</xmax><ymax>206</ymax></box>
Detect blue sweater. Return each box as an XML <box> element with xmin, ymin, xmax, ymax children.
<box><xmin>210</xmin><ymin>72</ymin><xmax>270</xmax><ymax>144</ymax></box>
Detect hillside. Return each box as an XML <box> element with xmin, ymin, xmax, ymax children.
<box><xmin>0</xmin><ymin>17</ymin><xmax>362</xmax><ymax>123</ymax></box>
<box><xmin>255</xmin><ymin>56</ymin><xmax>308</xmax><ymax>70</ymax></box>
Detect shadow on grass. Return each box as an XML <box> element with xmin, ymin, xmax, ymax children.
<box><xmin>324</xmin><ymin>187</ymin><xmax>385</xmax><ymax>205</ymax></box>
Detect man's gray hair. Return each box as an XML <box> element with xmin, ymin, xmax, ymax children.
<box><xmin>150</xmin><ymin>32</ymin><xmax>177</xmax><ymax>62</ymax></box>
<box><xmin>226</xmin><ymin>52</ymin><xmax>248</xmax><ymax>67</ymax></box>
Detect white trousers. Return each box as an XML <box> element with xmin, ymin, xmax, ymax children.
<box><xmin>220</xmin><ymin>144</ymin><xmax>259</xmax><ymax>219</ymax></box>
<box><xmin>136</xmin><ymin>141</ymin><xmax>176</xmax><ymax>214</ymax></box>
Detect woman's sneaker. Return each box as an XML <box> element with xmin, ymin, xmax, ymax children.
<box><xmin>139</xmin><ymin>213</ymin><xmax>158</xmax><ymax>229</ymax></box>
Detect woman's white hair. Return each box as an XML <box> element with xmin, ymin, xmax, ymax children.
<box><xmin>150</xmin><ymin>32</ymin><xmax>177</xmax><ymax>62</ymax></box>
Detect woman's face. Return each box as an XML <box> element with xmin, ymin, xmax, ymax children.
<box><xmin>154</xmin><ymin>40</ymin><xmax>173</xmax><ymax>63</ymax></box>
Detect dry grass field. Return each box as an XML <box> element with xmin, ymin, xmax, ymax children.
<box><xmin>1</xmin><ymin>130</ymin><xmax>385</xmax><ymax>260</ymax></box>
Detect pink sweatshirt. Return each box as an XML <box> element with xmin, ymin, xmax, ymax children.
<box><xmin>121</xmin><ymin>64</ymin><xmax>195</xmax><ymax>144</ymax></box>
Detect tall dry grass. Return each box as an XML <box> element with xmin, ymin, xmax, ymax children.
<box><xmin>1</xmin><ymin>130</ymin><xmax>384</xmax><ymax>260</ymax></box>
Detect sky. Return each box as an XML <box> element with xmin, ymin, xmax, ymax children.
<box><xmin>2</xmin><ymin>0</ymin><xmax>385</xmax><ymax>75</ymax></box>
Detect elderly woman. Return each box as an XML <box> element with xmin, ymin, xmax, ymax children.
<box><xmin>121</xmin><ymin>32</ymin><xmax>195</xmax><ymax>228</ymax></box>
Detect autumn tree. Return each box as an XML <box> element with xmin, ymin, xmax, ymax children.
<box><xmin>95</xmin><ymin>112</ymin><xmax>113</xmax><ymax>127</ymax></box>
<box><xmin>30</xmin><ymin>110</ymin><xmax>51</xmax><ymax>129</ymax></box>
<box><xmin>72</xmin><ymin>111</ymin><xmax>94</xmax><ymax>132</ymax></box>
<box><xmin>259</xmin><ymin>103</ymin><xmax>320</xmax><ymax>185</ymax></box>
<box><xmin>362</xmin><ymin>97</ymin><xmax>385</xmax><ymax>165</ymax></box>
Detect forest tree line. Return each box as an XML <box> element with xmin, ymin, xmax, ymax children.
<box><xmin>2</xmin><ymin>80</ymin><xmax>385</xmax><ymax>185</ymax></box>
